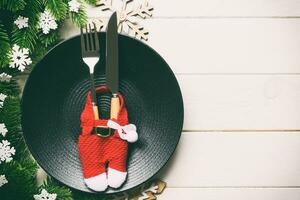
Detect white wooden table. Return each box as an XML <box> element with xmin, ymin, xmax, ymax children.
<box><xmin>59</xmin><ymin>1</ymin><xmax>300</xmax><ymax>199</ymax></box>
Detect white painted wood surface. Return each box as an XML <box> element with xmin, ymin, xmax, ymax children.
<box><xmin>60</xmin><ymin>1</ymin><xmax>300</xmax><ymax>198</ymax></box>
<box><xmin>62</xmin><ymin>18</ymin><xmax>300</xmax><ymax>74</ymax></box>
<box><xmin>179</xmin><ymin>75</ymin><xmax>300</xmax><ymax>130</ymax></box>
<box><xmin>159</xmin><ymin>132</ymin><xmax>300</xmax><ymax>187</ymax></box>
<box><xmin>145</xmin><ymin>1</ymin><xmax>300</xmax><ymax>198</ymax></box>
<box><xmin>150</xmin><ymin>0</ymin><xmax>300</xmax><ymax>17</ymax></box>
<box><xmin>146</xmin><ymin>19</ymin><xmax>300</xmax><ymax>74</ymax></box>
<box><xmin>159</xmin><ymin>188</ymin><xmax>300</xmax><ymax>200</ymax></box>
<box><xmin>87</xmin><ymin>0</ymin><xmax>300</xmax><ymax>17</ymax></box>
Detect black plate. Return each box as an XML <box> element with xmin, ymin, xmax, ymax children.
<box><xmin>21</xmin><ymin>33</ymin><xmax>183</xmax><ymax>193</ymax></box>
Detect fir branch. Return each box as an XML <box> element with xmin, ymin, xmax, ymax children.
<box><xmin>0</xmin><ymin>0</ymin><xmax>26</xmax><ymax>12</ymax></box>
<box><xmin>0</xmin><ymin>22</ymin><xmax>10</xmax><ymax>67</ymax></box>
<box><xmin>12</xmin><ymin>26</ymin><xmax>38</xmax><ymax>51</ymax></box>
<box><xmin>29</xmin><ymin>43</ymin><xmax>48</xmax><ymax>68</ymax></box>
<box><xmin>84</xmin><ymin>0</ymin><xmax>97</xmax><ymax>5</ymax></box>
<box><xmin>0</xmin><ymin>161</ymin><xmax>39</xmax><ymax>200</ymax></box>
<box><xmin>0</xmin><ymin>22</ymin><xmax>9</xmax><ymax>44</ymax></box>
<box><xmin>0</xmin><ymin>96</ymin><xmax>30</xmax><ymax>160</ymax></box>
<box><xmin>46</xmin><ymin>0</ymin><xmax>68</xmax><ymax>20</ymax></box>
<box><xmin>70</xmin><ymin>6</ymin><xmax>88</xmax><ymax>27</ymax></box>
<box><xmin>41</xmin><ymin>177</ymin><xmax>73</xmax><ymax>200</ymax></box>
<box><xmin>0</xmin><ymin>77</ymin><xmax>20</xmax><ymax>96</ymax></box>
<box><xmin>0</xmin><ymin>96</ymin><xmax>20</xmax><ymax>134</ymax></box>
<box><xmin>39</xmin><ymin>30</ymin><xmax>61</xmax><ymax>48</ymax></box>
<box><xmin>22</xmin><ymin>0</ymin><xmax>43</xmax><ymax>24</ymax></box>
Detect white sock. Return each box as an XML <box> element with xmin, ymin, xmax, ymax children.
<box><xmin>84</xmin><ymin>173</ymin><xmax>108</xmax><ymax>192</ymax></box>
<box><xmin>107</xmin><ymin>168</ymin><xmax>127</xmax><ymax>188</ymax></box>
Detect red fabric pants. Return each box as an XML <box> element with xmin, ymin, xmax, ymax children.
<box><xmin>78</xmin><ymin>86</ymin><xmax>129</xmax><ymax>179</ymax></box>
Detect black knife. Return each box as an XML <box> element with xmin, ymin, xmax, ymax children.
<box><xmin>106</xmin><ymin>12</ymin><xmax>120</xmax><ymax>120</ymax></box>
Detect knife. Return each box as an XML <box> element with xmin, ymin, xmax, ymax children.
<box><xmin>106</xmin><ymin>12</ymin><xmax>120</xmax><ymax>120</ymax></box>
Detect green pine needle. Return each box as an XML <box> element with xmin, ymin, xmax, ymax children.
<box><xmin>0</xmin><ymin>22</ymin><xmax>10</xmax><ymax>67</ymax></box>
<box><xmin>22</xmin><ymin>0</ymin><xmax>43</xmax><ymax>24</ymax></box>
<box><xmin>0</xmin><ymin>77</ymin><xmax>20</xmax><ymax>97</ymax></box>
<box><xmin>41</xmin><ymin>177</ymin><xmax>73</xmax><ymax>200</ymax></box>
<box><xmin>84</xmin><ymin>0</ymin><xmax>97</xmax><ymax>5</ymax></box>
<box><xmin>39</xmin><ymin>30</ymin><xmax>61</xmax><ymax>48</ymax></box>
<box><xmin>29</xmin><ymin>44</ymin><xmax>48</xmax><ymax>67</ymax></box>
<box><xmin>46</xmin><ymin>0</ymin><xmax>68</xmax><ymax>20</ymax></box>
<box><xmin>0</xmin><ymin>161</ymin><xmax>39</xmax><ymax>200</ymax></box>
<box><xmin>0</xmin><ymin>0</ymin><xmax>26</xmax><ymax>12</ymax></box>
<box><xmin>12</xmin><ymin>26</ymin><xmax>38</xmax><ymax>51</ymax></box>
<box><xmin>70</xmin><ymin>8</ymin><xmax>88</xmax><ymax>27</ymax></box>
<box><xmin>0</xmin><ymin>95</ymin><xmax>31</xmax><ymax>160</ymax></box>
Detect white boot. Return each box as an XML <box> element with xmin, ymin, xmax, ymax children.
<box><xmin>107</xmin><ymin>168</ymin><xmax>127</xmax><ymax>188</ymax></box>
<box><xmin>84</xmin><ymin>173</ymin><xmax>108</xmax><ymax>192</ymax></box>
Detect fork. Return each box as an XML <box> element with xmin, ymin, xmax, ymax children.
<box><xmin>80</xmin><ymin>23</ymin><xmax>100</xmax><ymax>120</ymax></box>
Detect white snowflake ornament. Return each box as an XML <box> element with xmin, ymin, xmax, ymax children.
<box><xmin>9</xmin><ymin>44</ymin><xmax>32</xmax><ymax>72</ymax></box>
<box><xmin>0</xmin><ymin>123</ymin><xmax>8</xmax><ymax>137</ymax></box>
<box><xmin>0</xmin><ymin>140</ymin><xmax>15</xmax><ymax>163</ymax></box>
<box><xmin>0</xmin><ymin>73</ymin><xmax>12</xmax><ymax>82</ymax></box>
<box><xmin>34</xmin><ymin>189</ymin><xmax>57</xmax><ymax>200</ymax></box>
<box><xmin>38</xmin><ymin>10</ymin><xmax>58</xmax><ymax>34</ymax></box>
<box><xmin>68</xmin><ymin>0</ymin><xmax>81</xmax><ymax>13</ymax></box>
<box><xmin>0</xmin><ymin>93</ymin><xmax>7</xmax><ymax>109</ymax></box>
<box><xmin>97</xmin><ymin>0</ymin><xmax>154</xmax><ymax>41</ymax></box>
<box><xmin>0</xmin><ymin>175</ymin><xmax>8</xmax><ymax>187</ymax></box>
<box><xmin>14</xmin><ymin>16</ymin><xmax>29</xmax><ymax>29</ymax></box>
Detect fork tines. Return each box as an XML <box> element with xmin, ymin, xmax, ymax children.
<box><xmin>80</xmin><ymin>23</ymin><xmax>99</xmax><ymax>56</ymax></box>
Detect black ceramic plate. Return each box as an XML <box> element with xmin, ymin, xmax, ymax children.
<box><xmin>21</xmin><ymin>33</ymin><xmax>183</xmax><ymax>193</ymax></box>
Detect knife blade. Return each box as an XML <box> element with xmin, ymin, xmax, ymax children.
<box><xmin>106</xmin><ymin>12</ymin><xmax>120</xmax><ymax>119</ymax></box>
<box><xmin>106</xmin><ymin>12</ymin><xmax>119</xmax><ymax>95</ymax></box>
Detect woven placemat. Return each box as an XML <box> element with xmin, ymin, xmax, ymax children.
<box><xmin>21</xmin><ymin>33</ymin><xmax>183</xmax><ymax>193</ymax></box>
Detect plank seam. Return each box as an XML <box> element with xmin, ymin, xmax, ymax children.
<box><xmin>152</xmin><ymin>16</ymin><xmax>300</xmax><ymax>19</ymax></box>
<box><xmin>164</xmin><ymin>186</ymin><xmax>300</xmax><ymax>189</ymax></box>
<box><xmin>182</xmin><ymin>130</ymin><xmax>300</xmax><ymax>133</ymax></box>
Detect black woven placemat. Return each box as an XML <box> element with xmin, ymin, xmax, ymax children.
<box><xmin>21</xmin><ymin>33</ymin><xmax>183</xmax><ymax>193</ymax></box>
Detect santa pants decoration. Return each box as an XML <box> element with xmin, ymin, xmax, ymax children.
<box><xmin>78</xmin><ymin>86</ymin><xmax>138</xmax><ymax>191</ymax></box>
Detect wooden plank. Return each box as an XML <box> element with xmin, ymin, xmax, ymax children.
<box><xmin>145</xmin><ymin>18</ymin><xmax>300</xmax><ymax>74</ymax></box>
<box><xmin>150</xmin><ymin>0</ymin><xmax>300</xmax><ymax>17</ymax></box>
<box><xmin>179</xmin><ymin>74</ymin><xmax>300</xmax><ymax>130</ymax></box>
<box><xmin>61</xmin><ymin>18</ymin><xmax>300</xmax><ymax>74</ymax></box>
<box><xmin>158</xmin><ymin>132</ymin><xmax>300</xmax><ymax>187</ymax></box>
<box><xmin>159</xmin><ymin>188</ymin><xmax>300</xmax><ymax>200</ymax></box>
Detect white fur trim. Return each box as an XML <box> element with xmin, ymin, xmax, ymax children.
<box><xmin>107</xmin><ymin>120</ymin><xmax>138</xmax><ymax>143</ymax></box>
<box><xmin>84</xmin><ymin>173</ymin><xmax>108</xmax><ymax>192</ymax></box>
<box><xmin>107</xmin><ymin>168</ymin><xmax>127</xmax><ymax>188</ymax></box>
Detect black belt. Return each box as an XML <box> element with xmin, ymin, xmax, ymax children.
<box><xmin>92</xmin><ymin>126</ymin><xmax>113</xmax><ymax>137</ymax></box>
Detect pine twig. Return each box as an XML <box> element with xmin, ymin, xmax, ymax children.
<box><xmin>70</xmin><ymin>5</ymin><xmax>88</xmax><ymax>27</ymax></box>
<box><xmin>46</xmin><ymin>0</ymin><xmax>68</xmax><ymax>20</ymax></box>
<box><xmin>0</xmin><ymin>0</ymin><xmax>26</xmax><ymax>12</ymax></box>
<box><xmin>0</xmin><ymin>22</ymin><xmax>11</xmax><ymax>67</ymax></box>
<box><xmin>12</xmin><ymin>26</ymin><xmax>38</xmax><ymax>52</ymax></box>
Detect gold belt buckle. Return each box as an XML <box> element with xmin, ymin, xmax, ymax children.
<box><xmin>94</xmin><ymin>126</ymin><xmax>113</xmax><ymax>137</ymax></box>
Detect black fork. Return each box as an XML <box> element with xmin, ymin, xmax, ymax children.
<box><xmin>80</xmin><ymin>23</ymin><xmax>100</xmax><ymax>120</ymax></box>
